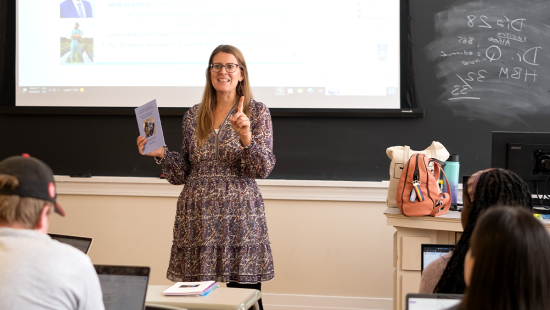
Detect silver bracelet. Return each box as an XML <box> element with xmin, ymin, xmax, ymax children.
<box><xmin>154</xmin><ymin>145</ymin><xmax>169</xmax><ymax>165</ymax></box>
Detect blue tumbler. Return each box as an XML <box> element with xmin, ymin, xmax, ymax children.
<box><xmin>443</xmin><ymin>154</ymin><xmax>460</xmax><ymax>205</ymax></box>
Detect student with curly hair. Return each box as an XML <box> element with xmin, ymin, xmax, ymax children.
<box><xmin>419</xmin><ymin>168</ymin><xmax>533</xmax><ymax>294</ymax></box>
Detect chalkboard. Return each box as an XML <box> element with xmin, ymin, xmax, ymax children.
<box><xmin>1</xmin><ymin>0</ymin><xmax>550</xmax><ymax>182</ymax></box>
<box><xmin>424</xmin><ymin>0</ymin><xmax>550</xmax><ymax>125</ymax></box>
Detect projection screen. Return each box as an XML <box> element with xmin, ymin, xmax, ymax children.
<box><xmin>16</xmin><ymin>0</ymin><xmax>401</xmax><ymax>109</ymax></box>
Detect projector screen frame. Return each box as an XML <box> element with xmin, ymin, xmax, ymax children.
<box><xmin>3</xmin><ymin>0</ymin><xmax>422</xmax><ymax>118</ymax></box>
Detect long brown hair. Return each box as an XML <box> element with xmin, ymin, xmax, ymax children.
<box><xmin>196</xmin><ymin>45</ymin><xmax>253</xmax><ymax>146</ymax></box>
<box><xmin>461</xmin><ymin>207</ymin><xmax>550</xmax><ymax>310</ymax></box>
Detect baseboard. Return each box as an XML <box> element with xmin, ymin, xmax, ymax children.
<box><xmin>262</xmin><ymin>293</ymin><xmax>393</xmax><ymax>310</ymax></box>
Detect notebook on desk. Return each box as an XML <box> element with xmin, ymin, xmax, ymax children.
<box><xmin>407</xmin><ymin>293</ymin><xmax>462</xmax><ymax>310</ymax></box>
<box><xmin>421</xmin><ymin>244</ymin><xmax>455</xmax><ymax>272</ymax></box>
<box><xmin>48</xmin><ymin>233</ymin><xmax>93</xmax><ymax>254</ymax></box>
<box><xmin>94</xmin><ymin>265</ymin><xmax>150</xmax><ymax>310</ymax></box>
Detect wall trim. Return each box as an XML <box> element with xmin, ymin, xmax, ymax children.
<box><xmin>262</xmin><ymin>293</ymin><xmax>392</xmax><ymax>310</ymax></box>
<box><xmin>54</xmin><ymin>176</ymin><xmax>390</xmax><ymax>202</ymax></box>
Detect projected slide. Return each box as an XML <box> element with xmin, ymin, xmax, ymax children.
<box><xmin>17</xmin><ymin>0</ymin><xmax>400</xmax><ymax>109</ymax></box>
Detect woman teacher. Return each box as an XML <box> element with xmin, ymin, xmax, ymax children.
<box><xmin>137</xmin><ymin>45</ymin><xmax>275</xmax><ymax>308</ymax></box>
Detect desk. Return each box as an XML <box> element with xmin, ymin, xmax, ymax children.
<box><xmin>384</xmin><ymin>208</ymin><xmax>463</xmax><ymax>310</ymax></box>
<box><xmin>385</xmin><ymin>207</ymin><xmax>550</xmax><ymax>310</ymax></box>
<box><xmin>146</xmin><ymin>285</ymin><xmax>261</xmax><ymax>310</ymax></box>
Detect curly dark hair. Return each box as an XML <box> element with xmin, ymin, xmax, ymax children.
<box><xmin>433</xmin><ymin>169</ymin><xmax>533</xmax><ymax>294</ymax></box>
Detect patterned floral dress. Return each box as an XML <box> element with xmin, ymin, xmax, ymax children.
<box><xmin>159</xmin><ymin>100</ymin><xmax>275</xmax><ymax>283</ymax></box>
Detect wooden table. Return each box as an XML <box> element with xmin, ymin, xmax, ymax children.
<box><xmin>146</xmin><ymin>285</ymin><xmax>261</xmax><ymax>310</ymax></box>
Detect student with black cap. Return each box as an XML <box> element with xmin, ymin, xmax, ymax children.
<box><xmin>0</xmin><ymin>154</ymin><xmax>104</xmax><ymax>310</ymax></box>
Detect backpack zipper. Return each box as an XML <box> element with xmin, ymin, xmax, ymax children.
<box><xmin>423</xmin><ymin>154</ymin><xmax>435</xmax><ymax>208</ymax></box>
<box><xmin>413</xmin><ymin>154</ymin><xmax>420</xmax><ymax>182</ymax></box>
<box><xmin>401</xmin><ymin>154</ymin><xmax>411</xmax><ymax>216</ymax></box>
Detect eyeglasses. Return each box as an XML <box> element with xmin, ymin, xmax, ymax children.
<box><xmin>210</xmin><ymin>63</ymin><xmax>241</xmax><ymax>73</ymax></box>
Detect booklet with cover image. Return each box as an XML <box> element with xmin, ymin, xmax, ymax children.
<box><xmin>163</xmin><ymin>281</ymin><xmax>218</xmax><ymax>296</ymax></box>
<box><xmin>135</xmin><ymin>99</ymin><xmax>165</xmax><ymax>154</ymax></box>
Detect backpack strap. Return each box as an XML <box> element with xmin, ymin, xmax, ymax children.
<box><xmin>430</xmin><ymin>162</ymin><xmax>452</xmax><ymax>217</ymax></box>
<box><xmin>429</xmin><ymin>158</ymin><xmax>446</xmax><ymax>168</ymax></box>
<box><xmin>428</xmin><ymin>158</ymin><xmax>446</xmax><ymax>182</ymax></box>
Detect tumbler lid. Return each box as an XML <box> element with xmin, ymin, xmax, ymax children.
<box><xmin>447</xmin><ymin>154</ymin><xmax>459</xmax><ymax>162</ymax></box>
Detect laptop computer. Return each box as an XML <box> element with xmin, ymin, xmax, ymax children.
<box><xmin>94</xmin><ymin>265</ymin><xmax>150</xmax><ymax>310</ymax></box>
<box><xmin>48</xmin><ymin>233</ymin><xmax>93</xmax><ymax>254</ymax></box>
<box><xmin>406</xmin><ymin>293</ymin><xmax>462</xmax><ymax>310</ymax></box>
<box><xmin>421</xmin><ymin>244</ymin><xmax>455</xmax><ymax>272</ymax></box>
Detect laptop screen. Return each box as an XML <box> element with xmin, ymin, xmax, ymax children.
<box><xmin>422</xmin><ymin>244</ymin><xmax>455</xmax><ymax>272</ymax></box>
<box><xmin>48</xmin><ymin>233</ymin><xmax>93</xmax><ymax>254</ymax></box>
<box><xmin>407</xmin><ymin>293</ymin><xmax>462</xmax><ymax>310</ymax></box>
<box><xmin>94</xmin><ymin>265</ymin><xmax>150</xmax><ymax>310</ymax></box>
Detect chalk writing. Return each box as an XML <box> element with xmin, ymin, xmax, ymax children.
<box><xmin>425</xmin><ymin>0</ymin><xmax>550</xmax><ymax>125</ymax></box>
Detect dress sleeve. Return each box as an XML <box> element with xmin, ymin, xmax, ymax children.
<box><xmin>158</xmin><ymin>115</ymin><xmax>192</xmax><ymax>185</ymax></box>
<box><xmin>240</xmin><ymin>103</ymin><xmax>276</xmax><ymax>179</ymax></box>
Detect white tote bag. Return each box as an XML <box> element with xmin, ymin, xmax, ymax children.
<box><xmin>386</xmin><ymin>141</ymin><xmax>450</xmax><ymax>208</ymax></box>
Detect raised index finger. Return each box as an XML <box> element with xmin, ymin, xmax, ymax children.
<box><xmin>238</xmin><ymin>96</ymin><xmax>244</xmax><ymax>113</ymax></box>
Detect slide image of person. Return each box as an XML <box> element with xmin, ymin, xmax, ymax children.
<box><xmin>143</xmin><ymin>118</ymin><xmax>156</xmax><ymax>138</ymax></box>
<box><xmin>60</xmin><ymin>0</ymin><xmax>94</xmax><ymax>18</ymax></box>
<box><xmin>60</xmin><ymin>21</ymin><xmax>94</xmax><ymax>64</ymax></box>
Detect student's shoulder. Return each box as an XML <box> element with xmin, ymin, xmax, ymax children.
<box><xmin>419</xmin><ymin>254</ymin><xmax>453</xmax><ymax>293</ymax></box>
<box><xmin>49</xmin><ymin>239</ymin><xmax>92</xmax><ymax>266</ymax></box>
<box><xmin>424</xmin><ymin>253</ymin><xmax>452</xmax><ymax>277</ymax></box>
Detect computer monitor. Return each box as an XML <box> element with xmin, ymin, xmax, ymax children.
<box><xmin>491</xmin><ymin>131</ymin><xmax>550</xmax><ymax>198</ymax></box>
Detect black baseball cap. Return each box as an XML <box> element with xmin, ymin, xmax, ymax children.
<box><xmin>0</xmin><ymin>154</ymin><xmax>65</xmax><ymax>216</ymax></box>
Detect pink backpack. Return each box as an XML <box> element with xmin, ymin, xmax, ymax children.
<box><xmin>396</xmin><ymin>153</ymin><xmax>451</xmax><ymax>217</ymax></box>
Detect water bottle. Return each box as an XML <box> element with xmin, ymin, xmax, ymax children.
<box><xmin>443</xmin><ymin>154</ymin><xmax>460</xmax><ymax>206</ymax></box>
